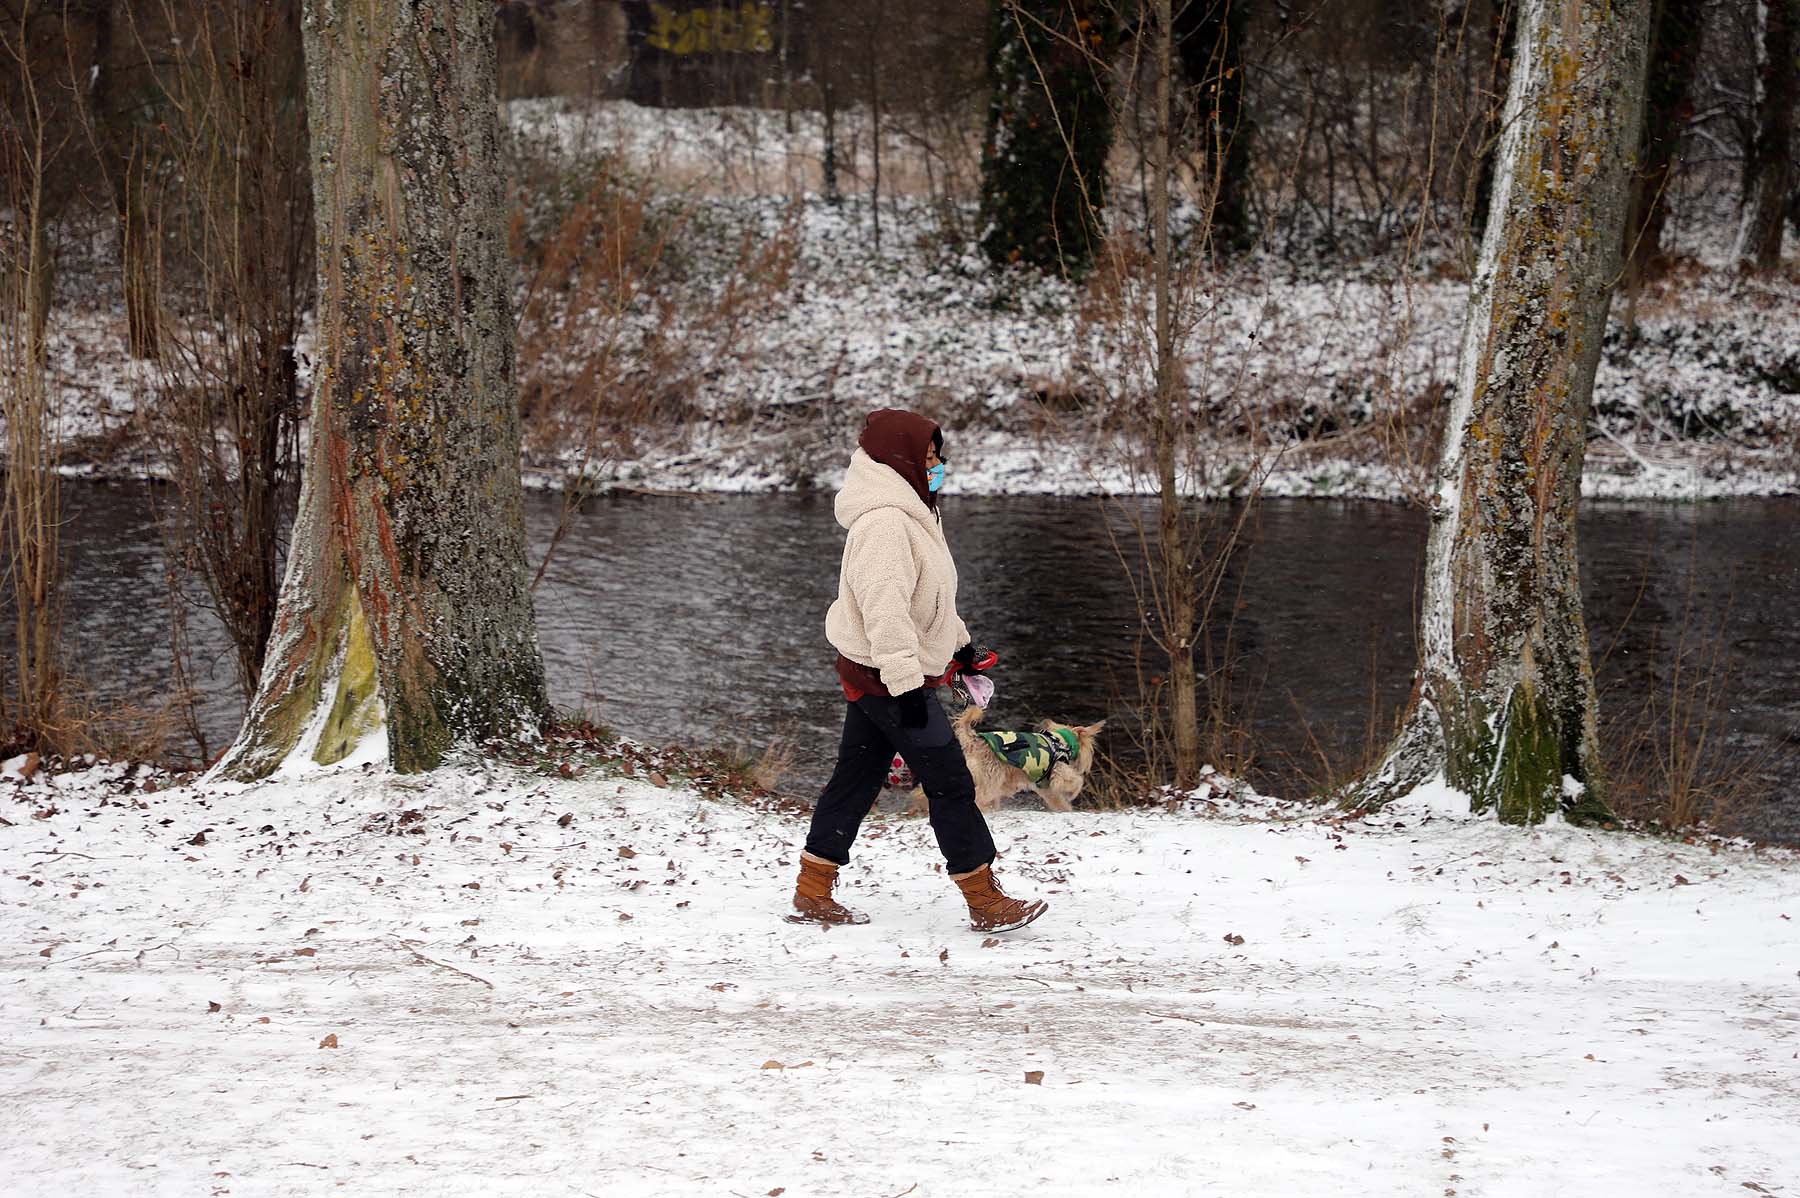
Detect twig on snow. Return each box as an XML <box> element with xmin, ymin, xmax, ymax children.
<box><xmin>397</xmin><ymin>939</ymin><xmax>494</xmax><ymax>989</ymax></box>
<box><xmin>1144</xmin><ymin>1010</ymin><xmax>1207</xmax><ymax>1025</ymax></box>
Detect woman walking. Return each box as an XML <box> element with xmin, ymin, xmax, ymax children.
<box><xmin>790</xmin><ymin>409</ymin><xmax>1047</xmax><ymax>932</ymax></box>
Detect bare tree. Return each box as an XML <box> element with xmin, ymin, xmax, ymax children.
<box><xmin>141</xmin><ymin>0</ymin><xmax>311</xmax><ymax>702</ymax></box>
<box><xmin>0</xmin><ymin>12</ymin><xmax>65</xmax><ymax>747</ymax></box>
<box><xmin>1173</xmin><ymin>0</ymin><xmax>1250</xmax><ymax>253</ymax></box>
<box><xmin>222</xmin><ymin>0</ymin><xmax>548</xmax><ymax>777</ymax></box>
<box><xmin>1361</xmin><ymin>0</ymin><xmax>1651</xmax><ymax>823</ymax></box>
<box><xmin>1736</xmin><ymin>0</ymin><xmax>1796</xmax><ymax>271</ymax></box>
<box><xmin>1625</xmin><ymin>0</ymin><xmax>1705</xmax><ymax>286</ymax></box>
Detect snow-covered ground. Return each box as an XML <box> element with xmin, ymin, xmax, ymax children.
<box><xmin>5</xmin><ymin>754</ymin><xmax>1797</xmax><ymax>1195</ymax></box>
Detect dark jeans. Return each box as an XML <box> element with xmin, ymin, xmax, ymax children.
<box><xmin>805</xmin><ymin>690</ymin><xmax>997</xmax><ymax>876</ymax></box>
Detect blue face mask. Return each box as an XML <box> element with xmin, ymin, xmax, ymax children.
<box><xmin>926</xmin><ymin>463</ymin><xmax>946</xmax><ymax>493</ymax></box>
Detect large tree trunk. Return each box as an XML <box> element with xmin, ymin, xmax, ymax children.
<box><xmin>1362</xmin><ymin>0</ymin><xmax>1650</xmax><ymax>824</ymax></box>
<box><xmin>221</xmin><ymin>0</ymin><xmax>547</xmax><ymax>778</ymax></box>
<box><xmin>978</xmin><ymin>0</ymin><xmax>1120</xmax><ymax>274</ymax></box>
<box><xmin>1737</xmin><ymin>0</ymin><xmax>1797</xmax><ymax>272</ymax></box>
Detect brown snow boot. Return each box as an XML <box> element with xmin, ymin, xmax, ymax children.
<box><xmin>788</xmin><ymin>851</ymin><xmax>870</xmax><ymax>925</ymax></box>
<box><xmin>952</xmin><ymin>863</ymin><xmax>1047</xmax><ymax>933</ymax></box>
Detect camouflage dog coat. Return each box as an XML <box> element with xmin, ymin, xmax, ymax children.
<box><xmin>887</xmin><ymin>726</ymin><xmax>1078</xmax><ymax>789</ymax></box>
<box><xmin>974</xmin><ymin>727</ymin><xmax>1079</xmax><ymax>785</ymax></box>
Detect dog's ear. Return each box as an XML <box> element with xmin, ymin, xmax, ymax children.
<box><xmin>1081</xmin><ymin>720</ymin><xmax>1107</xmax><ymax>737</ymax></box>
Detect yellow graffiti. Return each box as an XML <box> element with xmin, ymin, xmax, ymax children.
<box><xmin>646</xmin><ymin>2</ymin><xmax>775</xmax><ymax>55</ymax></box>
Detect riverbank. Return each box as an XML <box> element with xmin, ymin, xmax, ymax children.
<box><xmin>20</xmin><ymin>101</ymin><xmax>1800</xmax><ymax>503</ymax></box>
<box><xmin>4</xmin><ymin>752</ymin><xmax>1797</xmax><ymax>1195</ymax></box>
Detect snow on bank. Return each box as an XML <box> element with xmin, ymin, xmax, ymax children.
<box><xmin>4</xmin><ymin>760</ymin><xmax>1796</xmax><ymax>1196</ymax></box>
<box><xmin>14</xmin><ymin>101</ymin><xmax>1797</xmax><ymax>503</ymax></box>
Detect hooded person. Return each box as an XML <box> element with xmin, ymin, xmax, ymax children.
<box><xmin>790</xmin><ymin>409</ymin><xmax>1048</xmax><ymax>933</ymax></box>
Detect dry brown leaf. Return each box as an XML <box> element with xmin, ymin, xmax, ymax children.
<box><xmin>761</xmin><ymin>1060</ymin><xmax>784</xmax><ymax>1070</ymax></box>
<box><xmin>1223</xmin><ymin>933</ymin><xmax>1246</xmax><ymax>946</ymax></box>
<box><xmin>207</xmin><ymin>1001</ymin><xmax>221</xmax><ymax>1013</ymax></box>
<box><xmin>1024</xmin><ymin>1071</ymin><xmax>1045</xmax><ymax>1085</ymax></box>
<box><xmin>256</xmin><ymin>1017</ymin><xmax>271</xmax><ymax>1024</ymax></box>
<box><xmin>318</xmin><ymin>1033</ymin><xmax>339</xmax><ymax>1049</ymax></box>
<box><xmin>648</xmin><ymin>771</ymin><xmax>669</xmax><ymax>788</ymax></box>
<box><xmin>293</xmin><ymin>947</ymin><xmax>317</xmax><ymax>957</ymax></box>
<box><xmin>37</xmin><ymin>945</ymin><xmax>52</xmax><ymax>958</ymax></box>
<box><xmin>557</xmin><ymin>812</ymin><xmax>574</xmax><ymax>827</ymax></box>
<box><xmin>618</xmin><ymin>846</ymin><xmax>638</xmax><ymax>859</ymax></box>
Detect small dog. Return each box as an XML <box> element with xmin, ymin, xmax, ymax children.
<box><xmin>907</xmin><ymin>704</ymin><xmax>1105</xmax><ymax>815</ymax></box>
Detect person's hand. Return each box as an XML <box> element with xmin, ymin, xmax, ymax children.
<box><xmin>954</xmin><ymin>643</ymin><xmax>999</xmax><ymax>674</ymax></box>
<box><xmin>897</xmin><ymin>688</ymin><xmax>929</xmax><ymax>729</ymax></box>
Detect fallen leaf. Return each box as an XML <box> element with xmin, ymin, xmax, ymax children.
<box><xmin>462</xmin><ymin>881</ymin><xmax>481</xmax><ymax>890</ymax></box>
<box><xmin>37</xmin><ymin>945</ymin><xmax>52</xmax><ymax>958</ymax></box>
<box><xmin>981</xmin><ymin>938</ymin><xmax>1001</xmax><ymax>949</ymax></box>
<box><xmin>618</xmin><ymin>913</ymin><xmax>633</xmax><ymax>921</ymax></box>
<box><xmin>938</xmin><ymin>947</ymin><xmax>950</xmax><ymax>964</ymax></box>
<box><xmin>187</xmin><ymin>830</ymin><xmax>207</xmax><ymax>846</ymax></box>
<box><xmin>1024</xmin><ymin>1071</ymin><xmax>1044</xmax><ymax>1085</ymax></box>
<box><xmin>318</xmin><ymin>1033</ymin><xmax>339</xmax><ymax>1049</ymax></box>
<box><xmin>557</xmin><ymin>812</ymin><xmax>573</xmax><ymax>828</ymax></box>
<box><xmin>207</xmin><ymin>1001</ymin><xmax>221</xmax><ymax>1013</ymax></box>
<box><xmin>768</xmin><ymin>1188</ymin><xmax>786</xmax><ymax>1196</ymax></box>
<box><xmin>1674</xmin><ymin>875</ymin><xmax>1691</xmax><ymax>886</ymax></box>
<box><xmin>648</xmin><ymin>771</ymin><xmax>669</xmax><ymax>788</ymax></box>
<box><xmin>298</xmin><ymin>875</ymin><xmax>311</xmax><ymax>893</ymax></box>
<box><xmin>1234</xmin><ymin>1101</ymin><xmax>1257</xmax><ymax>1110</ymax></box>
<box><xmin>618</xmin><ymin>846</ymin><xmax>638</xmax><ymax>859</ymax></box>
<box><xmin>293</xmin><ymin>947</ymin><xmax>317</xmax><ymax>957</ymax></box>
<box><xmin>1223</xmin><ymin>933</ymin><xmax>1246</xmax><ymax>946</ymax></box>
<box><xmin>256</xmin><ymin>1017</ymin><xmax>270</xmax><ymax>1024</ymax></box>
<box><xmin>761</xmin><ymin>1060</ymin><xmax>784</xmax><ymax>1070</ymax></box>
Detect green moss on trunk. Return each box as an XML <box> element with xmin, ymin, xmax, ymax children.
<box><xmin>313</xmin><ymin>593</ymin><xmax>380</xmax><ymax>765</ymax></box>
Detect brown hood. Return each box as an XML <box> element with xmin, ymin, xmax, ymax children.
<box><xmin>857</xmin><ymin>408</ymin><xmax>942</xmax><ymax>510</ymax></box>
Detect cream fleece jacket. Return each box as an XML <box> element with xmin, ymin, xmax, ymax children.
<box><xmin>825</xmin><ymin>448</ymin><xmax>971</xmax><ymax>696</ymax></box>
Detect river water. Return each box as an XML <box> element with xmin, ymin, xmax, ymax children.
<box><xmin>43</xmin><ymin>484</ymin><xmax>1800</xmax><ymax>843</ymax></box>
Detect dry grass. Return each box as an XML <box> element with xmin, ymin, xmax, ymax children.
<box><xmin>1601</xmin><ymin>614</ymin><xmax>1772</xmax><ymax>838</ymax></box>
